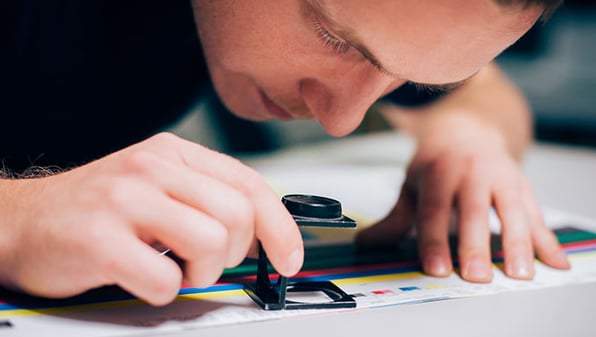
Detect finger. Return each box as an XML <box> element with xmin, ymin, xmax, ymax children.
<box><xmin>152</xmin><ymin>134</ymin><xmax>304</xmax><ymax>277</ymax></box>
<box><xmin>494</xmin><ymin>180</ymin><xmax>535</xmax><ymax>280</ymax></box>
<box><xmin>522</xmin><ymin>181</ymin><xmax>570</xmax><ymax>269</ymax></box>
<box><xmin>416</xmin><ymin>161</ymin><xmax>460</xmax><ymax>277</ymax></box>
<box><xmin>121</xmin><ymin>151</ymin><xmax>255</xmax><ymax>267</ymax></box>
<box><xmin>104</xmin><ymin>234</ymin><xmax>183</xmax><ymax>306</ymax></box>
<box><xmin>122</xmin><ymin>186</ymin><xmax>231</xmax><ymax>287</ymax></box>
<box><xmin>355</xmin><ymin>182</ymin><xmax>415</xmax><ymax>247</ymax></box>
<box><xmin>246</xmin><ymin>238</ymin><xmax>260</xmax><ymax>259</ymax></box>
<box><xmin>456</xmin><ymin>167</ymin><xmax>493</xmax><ymax>283</ymax></box>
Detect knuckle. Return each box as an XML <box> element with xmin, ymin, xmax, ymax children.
<box><xmin>120</xmin><ymin>150</ymin><xmax>165</xmax><ymax>179</ymax></box>
<box><xmin>224</xmin><ymin>194</ymin><xmax>256</xmax><ymax>230</ymax></box>
<box><xmin>458</xmin><ymin>243</ymin><xmax>488</xmax><ymax>258</ymax></box>
<box><xmin>199</xmin><ymin>224</ymin><xmax>230</xmax><ymax>256</ymax></box>
<box><xmin>417</xmin><ymin>202</ymin><xmax>447</xmax><ymax>224</ymax></box>
<box><xmin>234</xmin><ymin>167</ymin><xmax>267</xmax><ymax>195</ymax></box>
<box><xmin>225</xmin><ymin>251</ymin><xmax>248</xmax><ymax>269</ymax></box>
<box><xmin>103</xmin><ymin>181</ymin><xmax>138</xmax><ymax>212</ymax></box>
<box><xmin>495</xmin><ymin>176</ymin><xmax>524</xmax><ymax>196</ymax></box>
<box><xmin>463</xmin><ymin>157</ymin><xmax>487</xmax><ymax>178</ymax></box>
<box><xmin>500</xmin><ymin>194</ymin><xmax>524</xmax><ymax>211</ymax></box>
<box><xmin>503</xmin><ymin>237</ymin><xmax>528</xmax><ymax>251</ymax></box>
<box><xmin>418</xmin><ymin>238</ymin><xmax>447</xmax><ymax>255</ymax></box>
<box><xmin>145</xmin><ymin>275</ymin><xmax>181</xmax><ymax>306</ymax></box>
<box><xmin>94</xmin><ymin>240</ymin><xmax>122</xmax><ymax>279</ymax></box>
<box><xmin>462</xmin><ymin>154</ymin><xmax>480</xmax><ymax>169</ymax></box>
<box><xmin>427</xmin><ymin>158</ymin><xmax>451</xmax><ymax>179</ymax></box>
<box><xmin>463</xmin><ymin>199</ymin><xmax>489</xmax><ymax>214</ymax></box>
<box><xmin>141</xmin><ymin>132</ymin><xmax>188</xmax><ymax>156</ymax></box>
<box><xmin>69</xmin><ymin>215</ymin><xmax>113</xmax><ymax>254</ymax></box>
<box><xmin>124</xmin><ymin>150</ymin><xmax>157</xmax><ymax>171</ymax></box>
<box><xmin>150</xmin><ymin>131</ymin><xmax>182</xmax><ymax>145</ymax></box>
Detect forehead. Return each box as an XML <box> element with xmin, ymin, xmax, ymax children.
<box><xmin>314</xmin><ymin>0</ymin><xmax>541</xmax><ymax>84</ymax></box>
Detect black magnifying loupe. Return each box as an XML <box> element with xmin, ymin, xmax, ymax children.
<box><xmin>243</xmin><ymin>194</ymin><xmax>357</xmax><ymax>310</ymax></box>
<box><xmin>282</xmin><ymin>194</ymin><xmax>357</xmax><ymax>228</ymax></box>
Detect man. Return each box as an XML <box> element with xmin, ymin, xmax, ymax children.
<box><xmin>0</xmin><ymin>0</ymin><xmax>568</xmax><ymax>306</ymax></box>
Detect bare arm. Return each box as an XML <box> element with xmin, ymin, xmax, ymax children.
<box><xmin>379</xmin><ymin>62</ymin><xmax>532</xmax><ymax>160</ymax></box>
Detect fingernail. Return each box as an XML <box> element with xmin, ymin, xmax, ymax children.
<box><xmin>507</xmin><ymin>258</ymin><xmax>534</xmax><ymax>279</ymax></box>
<box><xmin>285</xmin><ymin>248</ymin><xmax>304</xmax><ymax>276</ymax></box>
<box><xmin>463</xmin><ymin>260</ymin><xmax>492</xmax><ymax>282</ymax></box>
<box><xmin>556</xmin><ymin>250</ymin><xmax>571</xmax><ymax>269</ymax></box>
<box><xmin>424</xmin><ymin>255</ymin><xmax>450</xmax><ymax>276</ymax></box>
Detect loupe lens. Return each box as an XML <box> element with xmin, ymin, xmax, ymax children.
<box><xmin>282</xmin><ymin>194</ymin><xmax>342</xmax><ymax>219</ymax></box>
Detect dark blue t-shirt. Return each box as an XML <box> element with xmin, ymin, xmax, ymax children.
<box><xmin>1</xmin><ymin>0</ymin><xmax>207</xmax><ymax>172</ymax></box>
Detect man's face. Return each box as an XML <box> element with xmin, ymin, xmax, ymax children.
<box><xmin>193</xmin><ymin>0</ymin><xmax>542</xmax><ymax>137</ymax></box>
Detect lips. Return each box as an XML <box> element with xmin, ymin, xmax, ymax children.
<box><xmin>259</xmin><ymin>90</ymin><xmax>293</xmax><ymax>120</ymax></box>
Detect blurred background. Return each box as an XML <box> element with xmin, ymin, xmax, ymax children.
<box><xmin>497</xmin><ymin>0</ymin><xmax>596</xmax><ymax>148</ymax></box>
<box><xmin>170</xmin><ymin>0</ymin><xmax>596</xmax><ymax>154</ymax></box>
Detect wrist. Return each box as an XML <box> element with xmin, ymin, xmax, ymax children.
<box><xmin>416</xmin><ymin>111</ymin><xmax>510</xmax><ymax>157</ymax></box>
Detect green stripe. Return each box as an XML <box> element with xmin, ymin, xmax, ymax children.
<box><xmin>222</xmin><ymin>226</ymin><xmax>596</xmax><ymax>278</ymax></box>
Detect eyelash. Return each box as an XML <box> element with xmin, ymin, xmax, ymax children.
<box><xmin>409</xmin><ymin>81</ymin><xmax>461</xmax><ymax>95</ymax></box>
<box><xmin>313</xmin><ymin>18</ymin><xmax>352</xmax><ymax>54</ymax></box>
<box><xmin>311</xmin><ymin>15</ymin><xmax>393</xmax><ymax>78</ymax></box>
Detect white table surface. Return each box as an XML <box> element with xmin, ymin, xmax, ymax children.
<box><xmin>165</xmin><ymin>131</ymin><xmax>596</xmax><ymax>337</ymax></box>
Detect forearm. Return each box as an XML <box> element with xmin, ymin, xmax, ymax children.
<box><xmin>0</xmin><ymin>178</ymin><xmax>23</xmax><ymax>290</ymax></box>
<box><xmin>380</xmin><ymin>62</ymin><xmax>533</xmax><ymax>160</ymax></box>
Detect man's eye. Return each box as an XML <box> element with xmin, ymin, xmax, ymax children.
<box><xmin>309</xmin><ymin>13</ymin><xmax>393</xmax><ymax>78</ymax></box>
<box><xmin>313</xmin><ymin>18</ymin><xmax>351</xmax><ymax>54</ymax></box>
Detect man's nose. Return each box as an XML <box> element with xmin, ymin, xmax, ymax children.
<box><xmin>299</xmin><ymin>67</ymin><xmax>399</xmax><ymax>137</ymax></box>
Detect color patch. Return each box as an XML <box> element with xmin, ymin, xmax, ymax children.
<box><xmin>372</xmin><ymin>289</ymin><xmax>393</xmax><ymax>295</ymax></box>
<box><xmin>399</xmin><ymin>286</ymin><xmax>420</xmax><ymax>292</ymax></box>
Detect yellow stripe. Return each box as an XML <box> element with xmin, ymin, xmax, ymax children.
<box><xmin>334</xmin><ymin>271</ymin><xmax>426</xmax><ymax>286</ymax></box>
<box><xmin>177</xmin><ymin>289</ymin><xmax>246</xmax><ymax>301</ymax></box>
<box><xmin>568</xmin><ymin>250</ymin><xmax>596</xmax><ymax>261</ymax></box>
<box><xmin>0</xmin><ymin>298</ymin><xmax>146</xmax><ymax>318</ymax></box>
<box><xmin>1</xmin><ymin>250</ymin><xmax>595</xmax><ymax>318</ymax></box>
<box><xmin>0</xmin><ymin>289</ymin><xmax>246</xmax><ymax>318</ymax></box>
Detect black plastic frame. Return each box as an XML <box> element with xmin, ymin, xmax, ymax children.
<box><xmin>243</xmin><ymin>245</ymin><xmax>355</xmax><ymax>310</ymax></box>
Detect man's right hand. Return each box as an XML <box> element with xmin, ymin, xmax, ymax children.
<box><xmin>0</xmin><ymin>132</ymin><xmax>304</xmax><ymax>306</ymax></box>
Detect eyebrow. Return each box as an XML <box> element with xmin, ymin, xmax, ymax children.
<box><xmin>305</xmin><ymin>0</ymin><xmax>470</xmax><ymax>93</ymax></box>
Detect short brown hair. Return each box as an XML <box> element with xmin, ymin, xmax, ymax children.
<box><xmin>495</xmin><ymin>0</ymin><xmax>563</xmax><ymax>21</ymax></box>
